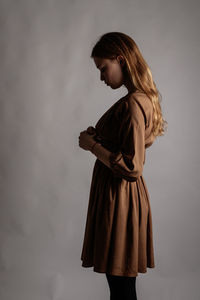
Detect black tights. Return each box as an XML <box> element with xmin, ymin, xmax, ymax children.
<box><xmin>106</xmin><ymin>273</ymin><xmax>137</xmax><ymax>300</ymax></box>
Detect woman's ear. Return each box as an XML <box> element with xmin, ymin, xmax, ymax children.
<box><xmin>117</xmin><ymin>55</ymin><xmax>125</xmax><ymax>67</ymax></box>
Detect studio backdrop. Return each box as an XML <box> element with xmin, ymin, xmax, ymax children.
<box><xmin>0</xmin><ymin>0</ymin><xmax>199</xmax><ymax>299</ymax></box>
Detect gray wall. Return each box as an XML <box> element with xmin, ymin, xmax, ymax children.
<box><xmin>0</xmin><ymin>0</ymin><xmax>199</xmax><ymax>299</ymax></box>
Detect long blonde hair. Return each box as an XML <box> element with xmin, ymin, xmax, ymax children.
<box><xmin>91</xmin><ymin>32</ymin><xmax>167</xmax><ymax>137</ymax></box>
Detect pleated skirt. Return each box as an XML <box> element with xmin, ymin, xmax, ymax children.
<box><xmin>81</xmin><ymin>159</ymin><xmax>155</xmax><ymax>277</ymax></box>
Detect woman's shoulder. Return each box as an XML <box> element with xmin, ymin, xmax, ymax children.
<box><xmin>125</xmin><ymin>90</ymin><xmax>152</xmax><ymax>110</ymax></box>
<box><xmin>121</xmin><ymin>90</ymin><xmax>153</xmax><ymax>126</ymax></box>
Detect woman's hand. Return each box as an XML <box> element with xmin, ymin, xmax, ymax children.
<box><xmin>86</xmin><ymin>126</ymin><xmax>96</xmax><ymax>135</ymax></box>
<box><xmin>79</xmin><ymin>129</ymin><xmax>96</xmax><ymax>151</ymax></box>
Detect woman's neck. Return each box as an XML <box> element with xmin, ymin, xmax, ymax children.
<box><xmin>123</xmin><ymin>77</ymin><xmax>136</xmax><ymax>94</ymax></box>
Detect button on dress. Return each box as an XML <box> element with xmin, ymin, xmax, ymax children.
<box><xmin>80</xmin><ymin>90</ymin><xmax>156</xmax><ymax>277</ymax></box>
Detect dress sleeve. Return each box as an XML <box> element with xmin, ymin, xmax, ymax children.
<box><xmin>108</xmin><ymin>98</ymin><xmax>146</xmax><ymax>182</ymax></box>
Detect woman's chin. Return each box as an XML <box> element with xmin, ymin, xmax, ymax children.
<box><xmin>110</xmin><ymin>82</ymin><xmax>124</xmax><ymax>89</ymax></box>
<box><xmin>111</xmin><ymin>85</ymin><xmax>119</xmax><ymax>90</ymax></box>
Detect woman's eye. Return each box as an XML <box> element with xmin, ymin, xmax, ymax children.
<box><xmin>101</xmin><ymin>67</ymin><xmax>106</xmax><ymax>72</ymax></box>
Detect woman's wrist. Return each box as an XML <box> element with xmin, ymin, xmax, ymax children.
<box><xmin>89</xmin><ymin>141</ymin><xmax>111</xmax><ymax>168</ymax></box>
<box><xmin>90</xmin><ymin>141</ymin><xmax>100</xmax><ymax>153</ymax></box>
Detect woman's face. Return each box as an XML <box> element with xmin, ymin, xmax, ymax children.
<box><xmin>93</xmin><ymin>56</ymin><xmax>125</xmax><ymax>89</ymax></box>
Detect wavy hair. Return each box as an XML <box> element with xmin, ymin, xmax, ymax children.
<box><xmin>90</xmin><ymin>32</ymin><xmax>167</xmax><ymax>137</ymax></box>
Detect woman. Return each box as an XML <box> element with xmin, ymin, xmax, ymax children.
<box><xmin>78</xmin><ymin>32</ymin><xmax>167</xmax><ymax>300</ymax></box>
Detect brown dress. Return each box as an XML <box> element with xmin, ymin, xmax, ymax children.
<box><xmin>80</xmin><ymin>90</ymin><xmax>156</xmax><ymax>277</ymax></box>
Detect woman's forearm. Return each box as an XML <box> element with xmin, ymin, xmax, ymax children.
<box><xmin>90</xmin><ymin>142</ymin><xmax>111</xmax><ymax>168</ymax></box>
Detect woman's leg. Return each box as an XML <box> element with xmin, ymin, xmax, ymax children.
<box><xmin>106</xmin><ymin>273</ymin><xmax>137</xmax><ymax>300</ymax></box>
